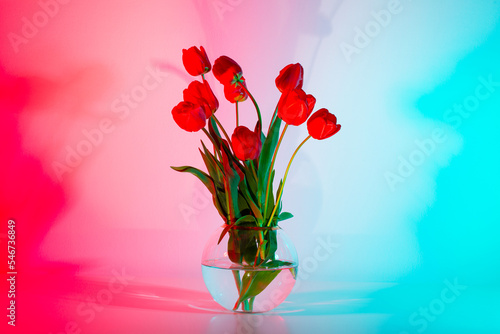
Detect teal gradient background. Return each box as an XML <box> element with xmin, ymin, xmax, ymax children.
<box><xmin>412</xmin><ymin>25</ymin><xmax>500</xmax><ymax>285</ymax></box>
<box><xmin>0</xmin><ymin>0</ymin><xmax>499</xmax><ymax>333</ymax></box>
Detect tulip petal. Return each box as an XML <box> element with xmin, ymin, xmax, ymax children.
<box><xmin>213</xmin><ymin>55</ymin><xmax>243</xmax><ymax>86</ymax></box>
<box><xmin>307</xmin><ymin>108</ymin><xmax>341</xmax><ymax>140</ymax></box>
<box><xmin>231</xmin><ymin>126</ymin><xmax>262</xmax><ymax>161</ymax></box>
<box><xmin>171</xmin><ymin>101</ymin><xmax>206</xmax><ymax>132</ymax></box>
<box><xmin>278</xmin><ymin>88</ymin><xmax>314</xmax><ymax>126</ymax></box>
<box><xmin>275</xmin><ymin>63</ymin><xmax>304</xmax><ymax>93</ymax></box>
<box><xmin>182</xmin><ymin>46</ymin><xmax>211</xmax><ymax>76</ymax></box>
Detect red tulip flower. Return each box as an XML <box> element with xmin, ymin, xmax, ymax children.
<box><xmin>171</xmin><ymin>101</ymin><xmax>206</xmax><ymax>132</ymax></box>
<box><xmin>183</xmin><ymin>79</ymin><xmax>219</xmax><ymax>117</ymax></box>
<box><xmin>277</xmin><ymin>88</ymin><xmax>316</xmax><ymax>126</ymax></box>
<box><xmin>182</xmin><ymin>46</ymin><xmax>211</xmax><ymax>76</ymax></box>
<box><xmin>224</xmin><ymin>80</ymin><xmax>248</xmax><ymax>103</ymax></box>
<box><xmin>213</xmin><ymin>56</ymin><xmax>243</xmax><ymax>86</ymax></box>
<box><xmin>307</xmin><ymin>108</ymin><xmax>341</xmax><ymax>140</ymax></box>
<box><xmin>231</xmin><ymin>126</ymin><xmax>262</xmax><ymax>161</ymax></box>
<box><xmin>275</xmin><ymin>63</ymin><xmax>304</xmax><ymax>93</ymax></box>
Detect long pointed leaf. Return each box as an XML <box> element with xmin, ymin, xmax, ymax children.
<box><xmin>221</xmin><ymin>148</ymin><xmax>240</xmax><ymax>222</ymax></box>
<box><xmin>171</xmin><ymin>165</ymin><xmax>227</xmax><ymax>221</ymax></box>
<box><xmin>239</xmin><ymin>178</ymin><xmax>263</xmax><ymax>223</ymax></box>
<box><xmin>234</xmin><ymin>270</ymin><xmax>280</xmax><ymax>310</ymax></box>
<box><xmin>257</xmin><ymin>117</ymin><xmax>282</xmax><ymax>206</ymax></box>
<box><xmin>200</xmin><ymin>141</ymin><xmax>223</xmax><ymax>183</ymax></box>
<box><xmin>264</xmin><ymin>170</ymin><xmax>276</xmax><ymax>220</ymax></box>
<box><xmin>199</xmin><ymin>147</ymin><xmax>219</xmax><ymax>184</ymax></box>
<box><xmin>171</xmin><ymin>166</ymin><xmax>214</xmax><ymax>194</ymax></box>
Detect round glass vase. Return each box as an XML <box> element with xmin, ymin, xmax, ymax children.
<box><xmin>201</xmin><ymin>224</ymin><xmax>298</xmax><ymax>313</ymax></box>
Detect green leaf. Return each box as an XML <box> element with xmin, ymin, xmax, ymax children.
<box><xmin>263</xmin><ymin>229</ymin><xmax>278</xmax><ymax>262</ymax></box>
<box><xmin>257</xmin><ymin>117</ymin><xmax>282</xmax><ymax>207</ymax></box>
<box><xmin>215</xmin><ymin>188</ymin><xmax>228</xmax><ymax>219</ymax></box>
<box><xmin>234</xmin><ymin>270</ymin><xmax>280</xmax><ymax>310</ymax></box>
<box><xmin>260</xmin><ymin>259</ymin><xmax>293</xmax><ymax>269</ymax></box>
<box><xmin>264</xmin><ymin>171</ymin><xmax>276</xmax><ymax>220</ymax></box>
<box><xmin>228</xmin><ymin>229</ymin><xmax>243</xmax><ymax>263</ymax></box>
<box><xmin>220</xmin><ymin>138</ymin><xmax>246</xmax><ymax>180</ymax></box>
<box><xmin>199</xmin><ymin>147</ymin><xmax>219</xmax><ymax>185</ymax></box>
<box><xmin>237</xmin><ymin>261</ymin><xmax>295</xmax><ymax>308</ymax></box>
<box><xmin>275</xmin><ymin>179</ymin><xmax>283</xmax><ymax>203</ymax></box>
<box><xmin>244</xmin><ymin>161</ymin><xmax>259</xmax><ymax>196</ymax></box>
<box><xmin>218</xmin><ymin>214</ymin><xmax>258</xmax><ymax>246</ymax></box>
<box><xmin>217</xmin><ymin>223</ymin><xmax>233</xmax><ymax>245</ymax></box>
<box><xmin>171</xmin><ymin>165</ymin><xmax>228</xmax><ymax>222</ymax></box>
<box><xmin>209</xmin><ymin>117</ymin><xmax>222</xmax><ymax>142</ymax></box>
<box><xmin>221</xmin><ymin>148</ymin><xmax>240</xmax><ymax>222</ymax></box>
<box><xmin>225</xmin><ymin>214</ymin><xmax>260</xmax><ymax>263</ymax></box>
<box><xmin>278</xmin><ymin>212</ymin><xmax>293</xmax><ymax>221</ymax></box>
<box><xmin>238</xmin><ymin>177</ymin><xmax>264</xmax><ymax>223</ymax></box>
<box><xmin>289</xmin><ymin>267</ymin><xmax>297</xmax><ymax>280</ymax></box>
<box><xmin>171</xmin><ymin>166</ymin><xmax>214</xmax><ymax>194</ymax></box>
<box><xmin>237</xmin><ymin>193</ymin><xmax>251</xmax><ymax>217</ymax></box>
<box><xmin>235</xmin><ymin>215</ymin><xmax>258</xmax><ymax>226</ymax></box>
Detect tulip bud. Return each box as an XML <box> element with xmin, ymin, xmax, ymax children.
<box><xmin>213</xmin><ymin>56</ymin><xmax>243</xmax><ymax>86</ymax></box>
<box><xmin>182</xmin><ymin>46</ymin><xmax>211</xmax><ymax>76</ymax></box>
<box><xmin>171</xmin><ymin>101</ymin><xmax>207</xmax><ymax>132</ymax></box>
<box><xmin>183</xmin><ymin>79</ymin><xmax>219</xmax><ymax>117</ymax></box>
<box><xmin>224</xmin><ymin>80</ymin><xmax>248</xmax><ymax>103</ymax></box>
<box><xmin>275</xmin><ymin>63</ymin><xmax>304</xmax><ymax>93</ymax></box>
<box><xmin>307</xmin><ymin>108</ymin><xmax>341</xmax><ymax>140</ymax></box>
<box><xmin>231</xmin><ymin>126</ymin><xmax>262</xmax><ymax>161</ymax></box>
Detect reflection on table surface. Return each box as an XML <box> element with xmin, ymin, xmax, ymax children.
<box><xmin>8</xmin><ymin>266</ymin><xmax>499</xmax><ymax>334</ymax></box>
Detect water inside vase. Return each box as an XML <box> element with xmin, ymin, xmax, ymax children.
<box><xmin>202</xmin><ymin>260</ymin><xmax>297</xmax><ymax>313</ymax></box>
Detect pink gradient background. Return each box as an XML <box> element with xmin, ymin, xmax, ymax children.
<box><xmin>0</xmin><ymin>1</ymin><xmax>343</xmax><ymax>332</ymax></box>
<box><xmin>1</xmin><ymin>0</ymin><xmax>499</xmax><ymax>333</ymax></box>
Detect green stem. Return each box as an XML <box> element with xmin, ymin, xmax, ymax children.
<box><xmin>238</xmin><ymin>80</ymin><xmax>262</xmax><ymax>127</ymax></box>
<box><xmin>267</xmin><ymin>135</ymin><xmax>312</xmax><ymax>226</ymax></box>
<box><xmin>232</xmin><ymin>270</ymin><xmax>241</xmax><ymax>294</ymax></box>
<box><xmin>236</xmin><ymin>101</ymin><xmax>239</xmax><ymax>127</ymax></box>
<box><xmin>243</xmin><ymin>299</ymin><xmax>250</xmax><ymax>312</ymax></box>
<box><xmin>248</xmin><ymin>297</ymin><xmax>255</xmax><ymax>311</ymax></box>
<box><xmin>232</xmin><ymin>270</ymin><xmax>250</xmax><ymax>311</ymax></box>
<box><xmin>263</xmin><ymin>124</ymin><xmax>288</xmax><ymax>218</ymax></box>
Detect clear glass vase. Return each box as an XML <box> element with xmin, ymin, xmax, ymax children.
<box><xmin>201</xmin><ymin>224</ymin><xmax>298</xmax><ymax>313</ymax></box>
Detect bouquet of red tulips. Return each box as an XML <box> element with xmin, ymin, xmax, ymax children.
<box><xmin>171</xmin><ymin>46</ymin><xmax>341</xmax><ymax>310</ymax></box>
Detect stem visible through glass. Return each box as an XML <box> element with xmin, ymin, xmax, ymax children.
<box><xmin>232</xmin><ymin>270</ymin><xmax>250</xmax><ymax>311</ymax></box>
